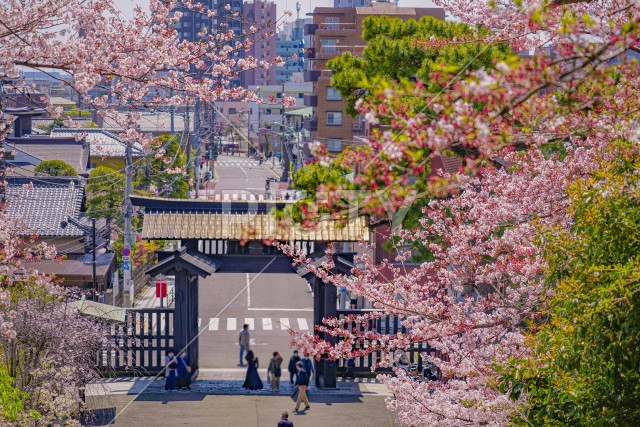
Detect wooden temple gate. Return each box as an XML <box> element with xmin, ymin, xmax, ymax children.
<box><xmin>99</xmin><ymin>195</ymin><xmax>378</xmax><ymax>386</ymax></box>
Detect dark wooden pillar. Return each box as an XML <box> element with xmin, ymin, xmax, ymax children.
<box><xmin>322</xmin><ymin>282</ymin><xmax>338</xmax><ymax>388</ymax></box>
<box><xmin>312</xmin><ymin>276</ymin><xmax>324</xmax><ymax>387</ymax></box>
<box><xmin>173</xmin><ymin>268</ymin><xmax>188</xmax><ymax>354</ymax></box>
<box><xmin>312</xmin><ymin>275</ymin><xmax>338</xmax><ymax>389</ymax></box>
<box><xmin>173</xmin><ymin>270</ymin><xmax>200</xmax><ymax>377</ymax></box>
<box><xmin>189</xmin><ymin>276</ymin><xmax>199</xmax><ymax>376</ymax></box>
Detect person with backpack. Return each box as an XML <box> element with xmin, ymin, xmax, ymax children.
<box><xmin>293</xmin><ymin>361</ymin><xmax>310</xmax><ymax>412</ymax></box>
<box><xmin>287</xmin><ymin>350</ymin><xmax>301</xmax><ymax>384</ymax></box>
<box><xmin>164</xmin><ymin>349</ymin><xmax>178</xmax><ymax>391</ymax></box>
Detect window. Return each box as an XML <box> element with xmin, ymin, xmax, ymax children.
<box><xmin>321</xmin><ymin>39</ymin><xmax>338</xmax><ymax>54</ymax></box>
<box><xmin>326</xmin><ymin>111</ymin><xmax>342</xmax><ymax>126</ymax></box>
<box><xmin>326</xmin><ymin>138</ymin><xmax>342</xmax><ymax>152</ymax></box>
<box><xmin>325</xmin><ymin>17</ymin><xmax>340</xmax><ymax>30</ymax></box>
<box><xmin>327</xmin><ymin>87</ymin><xmax>342</xmax><ymax>101</ymax></box>
<box><xmin>228</xmin><ymin>107</ymin><xmax>237</xmax><ymax>115</ymax></box>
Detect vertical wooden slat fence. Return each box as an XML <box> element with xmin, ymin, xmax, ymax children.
<box><xmin>334</xmin><ymin>310</ymin><xmax>434</xmax><ymax>374</ymax></box>
<box><xmin>97</xmin><ymin>308</ymin><xmax>174</xmax><ymax>376</ymax></box>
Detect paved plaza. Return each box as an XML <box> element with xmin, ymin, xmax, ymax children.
<box><xmin>87</xmin><ymin>376</ymin><xmax>395</xmax><ymax>426</ymax></box>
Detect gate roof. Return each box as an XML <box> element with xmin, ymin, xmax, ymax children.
<box><xmin>132</xmin><ymin>196</ymin><xmax>370</xmax><ymax>242</ymax></box>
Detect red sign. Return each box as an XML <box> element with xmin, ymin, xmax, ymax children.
<box><xmin>155</xmin><ymin>281</ymin><xmax>167</xmax><ymax>298</ymax></box>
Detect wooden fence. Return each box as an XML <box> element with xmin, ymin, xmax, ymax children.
<box><xmin>334</xmin><ymin>310</ymin><xmax>435</xmax><ymax>374</ymax></box>
<box><xmin>97</xmin><ymin>308</ymin><xmax>174</xmax><ymax>376</ymax></box>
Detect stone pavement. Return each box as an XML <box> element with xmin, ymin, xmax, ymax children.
<box><xmin>88</xmin><ymin>369</ymin><xmax>391</xmax><ymax>398</ymax></box>
<box><xmin>86</xmin><ymin>373</ymin><xmax>396</xmax><ymax>426</ymax></box>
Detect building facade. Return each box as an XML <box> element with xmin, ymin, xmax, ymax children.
<box><xmin>243</xmin><ymin>0</ymin><xmax>278</xmax><ymax>87</ymax></box>
<box><xmin>304</xmin><ymin>2</ymin><xmax>445</xmax><ymax>153</ymax></box>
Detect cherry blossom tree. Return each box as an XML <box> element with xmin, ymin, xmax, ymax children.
<box><xmin>287</xmin><ymin>0</ymin><xmax>640</xmax><ymax>425</ymax></box>
<box><xmin>0</xmin><ymin>0</ymin><xmax>293</xmax><ymax>423</ymax></box>
<box><xmin>0</xmin><ymin>0</ymin><xmax>295</xmax><ymax>148</ymax></box>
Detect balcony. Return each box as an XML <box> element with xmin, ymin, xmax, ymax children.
<box><xmin>304</xmin><ymin>117</ymin><xmax>318</xmax><ymax>132</ymax></box>
<box><xmin>304</xmin><ymin>24</ymin><xmax>318</xmax><ymax>36</ymax></box>
<box><xmin>303</xmin><ymin>94</ymin><xmax>318</xmax><ymax>107</ymax></box>
<box><xmin>304</xmin><ymin>70</ymin><xmax>321</xmax><ymax>82</ymax></box>
<box><xmin>305</xmin><ymin>47</ymin><xmax>315</xmax><ymax>59</ymax></box>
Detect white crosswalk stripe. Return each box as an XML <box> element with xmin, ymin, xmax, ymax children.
<box><xmin>245</xmin><ymin>318</ymin><xmax>254</xmax><ymax>330</ymax></box>
<box><xmin>262</xmin><ymin>318</ymin><xmax>273</xmax><ymax>330</ymax></box>
<box><xmin>227</xmin><ymin>318</ymin><xmax>237</xmax><ymax>331</ymax></box>
<box><xmin>279</xmin><ymin>318</ymin><xmax>290</xmax><ymax>330</ymax></box>
<box><xmin>208</xmin><ymin>318</ymin><xmax>219</xmax><ymax>331</ymax></box>
<box><xmin>297</xmin><ymin>318</ymin><xmax>309</xmax><ymax>330</ymax></box>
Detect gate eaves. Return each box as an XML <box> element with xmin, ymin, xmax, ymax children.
<box><xmin>145</xmin><ymin>247</ymin><xmax>220</xmax><ymax>277</ymax></box>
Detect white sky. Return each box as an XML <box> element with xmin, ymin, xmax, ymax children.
<box><xmin>114</xmin><ymin>0</ymin><xmax>438</xmax><ymax>20</ymax></box>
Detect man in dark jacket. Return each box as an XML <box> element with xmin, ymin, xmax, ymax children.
<box><xmin>287</xmin><ymin>350</ymin><xmax>301</xmax><ymax>384</ymax></box>
<box><xmin>277</xmin><ymin>411</ymin><xmax>294</xmax><ymax>427</ymax></box>
<box><xmin>294</xmin><ymin>361</ymin><xmax>310</xmax><ymax>412</ymax></box>
<box><xmin>301</xmin><ymin>352</ymin><xmax>314</xmax><ymax>383</ymax></box>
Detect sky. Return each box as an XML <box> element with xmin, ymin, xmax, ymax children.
<box><xmin>114</xmin><ymin>0</ymin><xmax>438</xmax><ymax>19</ymax></box>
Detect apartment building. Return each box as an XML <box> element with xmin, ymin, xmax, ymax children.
<box><xmin>243</xmin><ymin>0</ymin><xmax>278</xmax><ymax>87</ymax></box>
<box><xmin>303</xmin><ymin>1</ymin><xmax>445</xmax><ymax>153</ymax></box>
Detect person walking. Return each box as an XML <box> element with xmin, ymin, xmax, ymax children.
<box><xmin>267</xmin><ymin>351</ymin><xmax>283</xmax><ymax>392</ymax></box>
<box><xmin>293</xmin><ymin>361</ymin><xmax>310</xmax><ymax>413</ymax></box>
<box><xmin>277</xmin><ymin>411</ymin><xmax>294</xmax><ymax>427</ymax></box>
<box><xmin>176</xmin><ymin>349</ymin><xmax>191</xmax><ymax>390</ymax></box>
<box><xmin>287</xmin><ymin>350</ymin><xmax>301</xmax><ymax>384</ymax></box>
<box><xmin>242</xmin><ymin>350</ymin><xmax>263</xmax><ymax>393</ymax></box>
<box><xmin>238</xmin><ymin>323</ymin><xmax>250</xmax><ymax>367</ymax></box>
<box><xmin>301</xmin><ymin>352</ymin><xmax>314</xmax><ymax>384</ymax></box>
<box><xmin>164</xmin><ymin>349</ymin><xmax>178</xmax><ymax>392</ymax></box>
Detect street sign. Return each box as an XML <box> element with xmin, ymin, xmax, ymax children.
<box><xmin>122</xmin><ymin>248</ymin><xmax>130</xmax><ymax>256</ymax></box>
<box><xmin>155</xmin><ymin>281</ymin><xmax>167</xmax><ymax>298</ymax></box>
<box><xmin>122</xmin><ymin>261</ymin><xmax>130</xmax><ymax>271</ymax></box>
<box><xmin>122</xmin><ymin>255</ymin><xmax>130</xmax><ymax>261</ymax></box>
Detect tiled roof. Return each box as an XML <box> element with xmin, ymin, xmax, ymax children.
<box><xmin>51</xmin><ymin>128</ymin><xmax>143</xmax><ymax>157</ymax></box>
<box><xmin>141</xmin><ymin>211</ymin><xmax>369</xmax><ymax>242</ymax></box>
<box><xmin>5</xmin><ymin>177</ymin><xmax>85</xmax><ymax>237</ymax></box>
<box><xmin>7</xmin><ymin>137</ymin><xmax>89</xmax><ymax>174</ymax></box>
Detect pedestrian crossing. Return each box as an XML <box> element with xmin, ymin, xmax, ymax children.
<box><xmin>215</xmin><ymin>160</ymin><xmax>261</xmax><ymax>168</ymax></box>
<box><xmin>151</xmin><ymin>316</ymin><xmax>311</xmax><ymax>333</ymax></box>
<box><xmin>198</xmin><ymin>317</ymin><xmax>310</xmax><ymax>332</ymax></box>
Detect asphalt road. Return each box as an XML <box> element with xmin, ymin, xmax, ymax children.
<box><xmin>212</xmin><ymin>154</ymin><xmax>280</xmax><ymax>195</ymax></box>
<box><xmin>197</xmin><ymin>255</ymin><xmax>313</xmax><ymax>370</ymax></box>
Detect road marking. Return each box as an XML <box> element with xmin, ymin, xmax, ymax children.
<box><xmin>262</xmin><ymin>318</ymin><xmax>273</xmax><ymax>330</ymax></box>
<box><xmin>227</xmin><ymin>318</ymin><xmax>237</xmax><ymax>331</ymax></box>
<box><xmin>297</xmin><ymin>318</ymin><xmax>309</xmax><ymax>330</ymax></box>
<box><xmin>208</xmin><ymin>318</ymin><xmax>219</xmax><ymax>331</ymax></box>
<box><xmin>160</xmin><ymin>313</ymin><xmax>165</xmax><ymax>332</ymax></box>
<box><xmin>245</xmin><ymin>318</ymin><xmax>255</xmax><ymax>330</ymax></box>
<box><xmin>279</xmin><ymin>318</ymin><xmax>290</xmax><ymax>330</ymax></box>
<box><xmin>198</xmin><ymin>318</ymin><xmax>202</xmax><ymax>328</ymax></box>
<box><xmin>246</xmin><ymin>273</ymin><xmax>251</xmax><ymax>307</ymax></box>
<box><xmin>223</xmin><ymin>193</ymin><xmax>230</xmax><ymax>201</ymax></box>
<box><xmin>247</xmin><ymin>307</ymin><xmax>313</xmax><ymax>311</ymax></box>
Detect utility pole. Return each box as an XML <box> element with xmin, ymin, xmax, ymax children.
<box><xmin>186</xmin><ymin>102</ymin><xmax>191</xmax><ymax>180</ymax></box>
<box><xmin>92</xmin><ymin>218</ymin><xmax>97</xmax><ymax>302</ymax></box>
<box><xmin>194</xmin><ymin>99</ymin><xmax>201</xmax><ymax>199</ymax></box>
<box><xmin>123</xmin><ymin>141</ymin><xmax>134</xmax><ymax>307</ymax></box>
<box><xmin>170</xmin><ymin>87</ymin><xmax>175</xmax><ymax>134</ymax></box>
